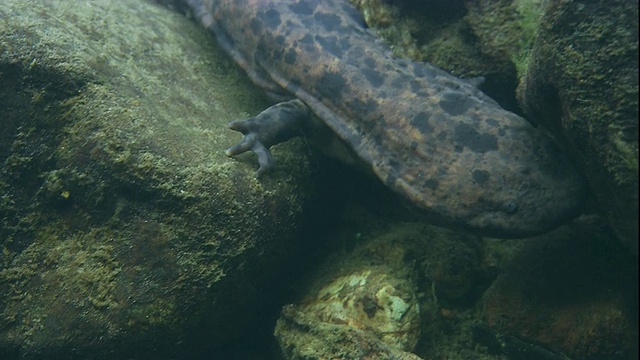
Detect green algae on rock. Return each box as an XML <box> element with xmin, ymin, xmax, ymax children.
<box><xmin>274</xmin><ymin>225</ymin><xmax>423</xmax><ymax>360</ymax></box>
<box><xmin>274</xmin><ymin>220</ymin><xmax>491</xmax><ymax>360</ymax></box>
<box><xmin>517</xmin><ymin>0</ymin><xmax>638</xmax><ymax>254</ymax></box>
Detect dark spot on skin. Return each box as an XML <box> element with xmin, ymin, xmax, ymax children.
<box><xmin>299</xmin><ymin>34</ymin><xmax>313</xmax><ymax>45</ymax></box>
<box><xmin>316</xmin><ymin>71</ymin><xmax>347</xmax><ymax>100</ymax></box>
<box><xmin>439</xmin><ymin>91</ymin><xmax>474</xmax><ymax>116</ymax></box>
<box><xmin>410</xmin><ymin>111</ymin><xmax>432</xmax><ymax>134</ymax></box>
<box><xmin>256</xmin><ymin>42</ymin><xmax>268</xmax><ymax>60</ymax></box>
<box><xmin>472</xmin><ymin>169</ymin><xmax>490</xmax><ymax>184</ymax></box>
<box><xmin>348</xmin><ymin>98</ymin><xmax>380</xmax><ymax>117</ymax></box>
<box><xmin>472</xmin><ymin>133</ymin><xmax>498</xmax><ymax>152</ymax></box>
<box><xmin>315</xmin><ymin>35</ymin><xmax>344</xmax><ymax>58</ymax></box>
<box><xmin>250</xmin><ymin>18</ymin><xmax>262</xmax><ymax>34</ymax></box>
<box><xmin>261</xmin><ymin>9</ymin><xmax>282</xmax><ymax>29</ymax></box>
<box><xmin>274</xmin><ymin>35</ymin><xmax>285</xmax><ymax>45</ymax></box>
<box><xmin>363</xmin><ymin>57</ymin><xmax>376</xmax><ymax>68</ymax></box>
<box><xmin>288</xmin><ymin>1</ymin><xmax>315</xmax><ymax>15</ymax></box>
<box><xmin>454</xmin><ymin>123</ymin><xmax>498</xmax><ymax>153</ymax></box>
<box><xmin>284</xmin><ymin>48</ymin><xmax>297</xmax><ymax>65</ymax></box>
<box><xmin>314</xmin><ymin>12</ymin><xmax>343</xmax><ymax>32</ymax></box>
<box><xmin>271</xmin><ymin>48</ymin><xmax>282</xmax><ymax>61</ymax></box>
<box><xmin>498</xmin><ymin>127</ymin><xmax>506</xmax><ymax>136</ymax></box>
<box><xmin>424</xmin><ymin>178</ymin><xmax>439</xmax><ymax>190</ymax></box>
<box><xmin>361</xmin><ymin>68</ymin><xmax>384</xmax><ymax>88</ymax></box>
<box><xmin>372</xmin><ymin>134</ymin><xmax>384</xmax><ymax>148</ymax></box>
<box><xmin>409</xmin><ymin>80</ymin><xmax>422</xmax><ymax>93</ymax></box>
<box><xmin>364</xmin><ymin>98</ymin><xmax>379</xmax><ymax>113</ymax></box>
<box><xmin>410</xmin><ymin>141</ymin><xmax>418</xmax><ymax>150</ymax></box>
<box><xmin>348</xmin><ymin>98</ymin><xmax>365</xmax><ymax>111</ymax></box>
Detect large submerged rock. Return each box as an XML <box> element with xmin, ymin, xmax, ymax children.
<box><xmin>274</xmin><ymin>224</ymin><xmax>425</xmax><ymax>360</ymax></box>
<box><xmin>274</xmin><ymin>216</ymin><xmax>491</xmax><ymax>360</ymax></box>
<box><xmin>0</xmin><ymin>0</ymin><xmax>335</xmax><ymax>358</ymax></box>
<box><xmin>518</xmin><ymin>0</ymin><xmax>638</xmax><ymax>253</ymax></box>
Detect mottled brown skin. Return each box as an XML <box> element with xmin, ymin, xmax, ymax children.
<box><xmin>181</xmin><ymin>0</ymin><xmax>586</xmax><ymax>238</ymax></box>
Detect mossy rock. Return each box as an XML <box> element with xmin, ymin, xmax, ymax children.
<box><xmin>518</xmin><ymin>0</ymin><xmax>638</xmax><ymax>253</ymax></box>
<box><xmin>0</xmin><ymin>0</ymin><xmax>336</xmax><ymax>358</ymax></box>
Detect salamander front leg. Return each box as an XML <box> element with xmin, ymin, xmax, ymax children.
<box><xmin>225</xmin><ymin>99</ymin><xmax>312</xmax><ymax>176</ymax></box>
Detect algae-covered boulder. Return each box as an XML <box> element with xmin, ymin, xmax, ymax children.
<box><xmin>273</xmin><ymin>220</ymin><xmax>490</xmax><ymax>360</ymax></box>
<box><xmin>0</xmin><ymin>0</ymin><xmax>334</xmax><ymax>358</ymax></box>
<box><xmin>518</xmin><ymin>0</ymin><xmax>638</xmax><ymax>253</ymax></box>
<box><xmin>274</xmin><ymin>224</ymin><xmax>424</xmax><ymax>360</ymax></box>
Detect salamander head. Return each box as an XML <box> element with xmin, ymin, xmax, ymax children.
<box><xmin>376</xmin><ymin>110</ymin><xmax>588</xmax><ymax>239</ymax></box>
<box><xmin>462</xmin><ymin>155</ymin><xmax>588</xmax><ymax>238</ymax></box>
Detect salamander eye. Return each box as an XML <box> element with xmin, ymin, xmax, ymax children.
<box><xmin>502</xmin><ymin>200</ymin><xmax>519</xmax><ymax>214</ymax></box>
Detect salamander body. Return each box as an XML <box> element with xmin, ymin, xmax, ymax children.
<box><xmin>180</xmin><ymin>0</ymin><xmax>586</xmax><ymax>237</ymax></box>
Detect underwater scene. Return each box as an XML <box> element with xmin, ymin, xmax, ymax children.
<box><xmin>0</xmin><ymin>0</ymin><xmax>637</xmax><ymax>359</ymax></box>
